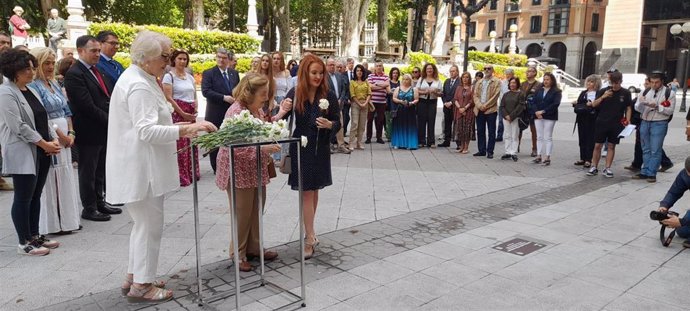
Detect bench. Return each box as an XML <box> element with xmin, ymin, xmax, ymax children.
<box><xmin>374</xmin><ymin>51</ymin><xmax>402</xmax><ymax>61</ymax></box>
<box><xmin>302</xmin><ymin>48</ymin><xmax>336</xmax><ymax>56</ymax></box>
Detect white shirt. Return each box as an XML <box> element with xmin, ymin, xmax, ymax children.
<box><xmin>162</xmin><ymin>71</ymin><xmax>196</xmax><ymax>102</ymax></box>
<box><xmin>329</xmin><ymin>73</ymin><xmax>339</xmax><ymax>98</ymax></box>
<box><xmin>105</xmin><ymin>65</ymin><xmax>180</xmax><ymax>204</ymax></box>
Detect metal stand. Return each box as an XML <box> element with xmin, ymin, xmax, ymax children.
<box><xmin>191</xmin><ymin>138</ymin><xmax>306</xmax><ymax>310</ymax></box>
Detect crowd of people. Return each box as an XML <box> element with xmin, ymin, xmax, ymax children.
<box><xmin>1</xmin><ymin>13</ymin><xmax>689</xmax><ymax>303</ymax></box>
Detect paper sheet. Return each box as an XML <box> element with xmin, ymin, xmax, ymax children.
<box><xmin>618</xmin><ymin>124</ymin><xmax>636</xmax><ymax>138</ymax></box>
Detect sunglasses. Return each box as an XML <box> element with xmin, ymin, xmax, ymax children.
<box><xmin>484</xmin><ymin>67</ymin><xmax>494</xmax><ymax>71</ymax></box>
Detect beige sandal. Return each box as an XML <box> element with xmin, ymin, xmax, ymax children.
<box><xmin>122</xmin><ymin>278</ymin><xmax>166</xmax><ymax>296</ymax></box>
<box><xmin>304</xmin><ymin>235</ymin><xmax>320</xmax><ymax>260</ymax></box>
<box><xmin>127</xmin><ymin>284</ymin><xmax>173</xmax><ymax>303</ymax></box>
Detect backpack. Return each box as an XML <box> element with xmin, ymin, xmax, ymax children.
<box><xmin>635</xmin><ymin>87</ymin><xmax>673</xmax><ymax>124</ymax></box>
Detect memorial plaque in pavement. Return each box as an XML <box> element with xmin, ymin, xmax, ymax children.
<box><xmin>492</xmin><ymin>238</ymin><xmax>546</xmax><ymax>256</ymax></box>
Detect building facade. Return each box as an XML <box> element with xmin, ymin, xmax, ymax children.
<box><xmin>422</xmin><ymin>0</ymin><xmax>607</xmax><ymax>78</ymax></box>
<box><xmin>599</xmin><ymin>0</ymin><xmax>690</xmax><ymax>81</ymax></box>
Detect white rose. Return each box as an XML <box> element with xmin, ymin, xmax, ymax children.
<box><xmin>276</xmin><ymin>119</ymin><xmax>287</xmax><ymax>128</ymax></box>
<box><xmin>280</xmin><ymin>128</ymin><xmax>289</xmax><ymax>138</ymax></box>
<box><xmin>319</xmin><ymin>99</ymin><xmax>329</xmax><ymax>110</ymax></box>
<box><xmin>301</xmin><ymin>135</ymin><xmax>308</xmax><ymax>147</ymax></box>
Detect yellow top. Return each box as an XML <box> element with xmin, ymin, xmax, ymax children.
<box><xmin>350</xmin><ymin>80</ymin><xmax>371</xmax><ymax>101</ymax></box>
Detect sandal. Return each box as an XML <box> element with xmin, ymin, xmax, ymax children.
<box><xmin>583</xmin><ymin>162</ymin><xmax>591</xmax><ymax>168</ymax></box>
<box><xmin>542</xmin><ymin>159</ymin><xmax>551</xmax><ymax>166</ymax></box>
<box><xmin>122</xmin><ymin>278</ymin><xmax>166</xmax><ymax>297</ymax></box>
<box><xmin>532</xmin><ymin>158</ymin><xmax>542</xmax><ymax>164</ymax></box>
<box><xmin>304</xmin><ymin>235</ymin><xmax>320</xmax><ymax>260</ymax></box>
<box><xmin>127</xmin><ymin>284</ymin><xmax>173</xmax><ymax>304</ymax></box>
<box><xmin>574</xmin><ymin>160</ymin><xmax>585</xmax><ymax>166</ymax></box>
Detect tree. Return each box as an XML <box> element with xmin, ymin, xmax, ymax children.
<box><xmin>111</xmin><ymin>0</ymin><xmax>184</xmax><ymax>27</ymax></box>
<box><xmin>341</xmin><ymin>0</ymin><xmax>372</xmax><ymax>57</ymax></box>
<box><xmin>272</xmin><ymin>0</ymin><xmax>290</xmax><ymax>52</ymax></box>
<box><xmin>376</xmin><ymin>0</ymin><xmax>389</xmax><ymax>52</ymax></box>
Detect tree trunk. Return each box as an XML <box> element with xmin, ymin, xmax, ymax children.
<box><xmin>341</xmin><ymin>0</ymin><xmax>372</xmax><ymax>58</ymax></box>
<box><xmin>273</xmin><ymin>0</ymin><xmax>291</xmax><ymax>52</ymax></box>
<box><xmin>376</xmin><ymin>0</ymin><xmax>389</xmax><ymax>52</ymax></box>
<box><xmin>192</xmin><ymin>0</ymin><xmax>205</xmax><ymax>30</ymax></box>
<box><xmin>40</xmin><ymin>0</ymin><xmax>55</xmax><ymax>16</ymax></box>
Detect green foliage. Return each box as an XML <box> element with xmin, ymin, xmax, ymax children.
<box><xmin>236</xmin><ymin>58</ymin><xmax>252</xmax><ymax>73</ymax></box>
<box><xmin>190</xmin><ymin>60</ymin><xmax>216</xmax><ymax>75</ymax></box>
<box><xmin>111</xmin><ymin>0</ymin><xmax>184</xmax><ymax>28</ymax></box>
<box><xmin>408</xmin><ymin>52</ymin><xmax>437</xmax><ymax>68</ymax></box>
<box><xmin>88</xmin><ymin>23</ymin><xmax>260</xmax><ymax>54</ymax></box>
<box><xmin>468</xmin><ymin>51</ymin><xmax>527</xmax><ymax>67</ymax></box>
<box><xmin>471</xmin><ymin>62</ymin><xmax>540</xmax><ymax>82</ymax></box>
<box><xmin>113</xmin><ymin>55</ymin><xmax>132</xmax><ymax>69</ymax></box>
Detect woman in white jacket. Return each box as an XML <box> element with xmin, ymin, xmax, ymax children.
<box><xmin>105</xmin><ymin>31</ymin><xmax>216</xmax><ymax>303</ymax></box>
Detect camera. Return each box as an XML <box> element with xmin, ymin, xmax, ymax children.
<box><xmin>650</xmin><ymin>210</ymin><xmax>671</xmax><ymax>221</ymax></box>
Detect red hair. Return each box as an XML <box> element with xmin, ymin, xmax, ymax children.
<box><xmin>295</xmin><ymin>54</ymin><xmax>329</xmax><ymax>114</ymax></box>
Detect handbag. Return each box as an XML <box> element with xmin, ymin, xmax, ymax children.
<box><xmin>279</xmin><ymin>95</ymin><xmax>297</xmax><ymax>174</ymax></box>
<box><xmin>518</xmin><ymin>95</ymin><xmax>533</xmax><ymax>131</ymax></box>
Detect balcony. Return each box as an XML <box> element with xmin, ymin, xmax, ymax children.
<box><xmin>505</xmin><ymin>3</ymin><xmax>520</xmax><ymax>13</ymax></box>
<box><xmin>550</xmin><ymin>0</ymin><xmax>570</xmax><ymax>8</ymax></box>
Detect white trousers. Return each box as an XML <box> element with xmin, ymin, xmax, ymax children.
<box><xmin>502</xmin><ymin>119</ymin><xmax>520</xmax><ymax>155</ymax></box>
<box><xmin>535</xmin><ymin>119</ymin><xmax>556</xmax><ymax>157</ymax></box>
<box><xmin>127</xmin><ymin>195</ymin><xmax>164</xmax><ymax>284</ymax></box>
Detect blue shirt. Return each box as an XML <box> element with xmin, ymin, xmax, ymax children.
<box><xmin>96</xmin><ymin>54</ymin><xmax>124</xmax><ymax>83</ymax></box>
<box><xmin>28</xmin><ymin>79</ymin><xmax>72</xmax><ymax>119</ymax></box>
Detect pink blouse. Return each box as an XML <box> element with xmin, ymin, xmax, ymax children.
<box><xmin>215</xmin><ymin>103</ymin><xmax>272</xmax><ymax>190</ymax></box>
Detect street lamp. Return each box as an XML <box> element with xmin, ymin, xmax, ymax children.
<box><xmin>489</xmin><ymin>30</ymin><xmax>497</xmax><ymax>54</ymax></box>
<box><xmin>453</xmin><ymin>16</ymin><xmax>463</xmax><ymax>65</ymax></box>
<box><xmin>670</xmin><ymin>22</ymin><xmax>690</xmax><ymax>112</ymax></box>
<box><xmin>508</xmin><ymin>24</ymin><xmax>518</xmax><ymax>55</ymax></box>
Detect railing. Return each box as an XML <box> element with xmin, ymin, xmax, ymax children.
<box><xmin>505</xmin><ymin>3</ymin><xmax>520</xmax><ymax>12</ymax></box>
<box><xmin>527</xmin><ymin>58</ymin><xmax>581</xmax><ymax>87</ymax></box>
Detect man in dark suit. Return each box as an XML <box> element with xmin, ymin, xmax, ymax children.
<box><xmin>95</xmin><ymin>30</ymin><xmax>125</xmax><ymax>84</ymax></box>
<box><xmin>202</xmin><ymin>48</ymin><xmax>239</xmax><ymax>173</ymax></box>
<box><xmin>326</xmin><ymin>57</ymin><xmax>351</xmax><ymax>154</ymax></box>
<box><xmin>440</xmin><ymin>65</ymin><xmax>460</xmax><ymax>147</ymax></box>
<box><xmin>64</xmin><ymin>35</ymin><xmax>119</xmax><ymax>221</ymax></box>
<box><xmin>338</xmin><ymin>59</ymin><xmax>352</xmax><ymax>137</ymax></box>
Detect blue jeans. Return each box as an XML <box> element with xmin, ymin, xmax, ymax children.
<box><xmin>476</xmin><ymin>112</ymin><xmax>497</xmax><ymax>154</ymax></box>
<box><xmin>496</xmin><ymin>109</ymin><xmax>504</xmax><ymax>140</ymax></box>
<box><xmin>676</xmin><ymin>211</ymin><xmax>690</xmax><ymax>239</ymax></box>
<box><xmin>640</xmin><ymin>120</ymin><xmax>668</xmax><ymax>177</ymax></box>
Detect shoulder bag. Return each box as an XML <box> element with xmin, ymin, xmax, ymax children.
<box><xmin>279</xmin><ymin>94</ymin><xmax>297</xmax><ymax>174</ymax></box>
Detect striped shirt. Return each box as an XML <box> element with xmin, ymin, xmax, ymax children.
<box><xmin>367</xmin><ymin>73</ymin><xmax>389</xmax><ymax>103</ymax></box>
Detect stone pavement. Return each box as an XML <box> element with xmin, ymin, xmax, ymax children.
<box><xmin>2</xmin><ymin>99</ymin><xmax>690</xmax><ymax>310</ymax></box>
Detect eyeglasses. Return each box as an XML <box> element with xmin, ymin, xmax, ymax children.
<box><xmin>104</xmin><ymin>41</ymin><xmax>120</xmax><ymax>47</ymax></box>
<box><xmin>412</xmin><ymin>71</ymin><xmax>420</xmax><ymax>74</ymax></box>
<box><xmin>161</xmin><ymin>53</ymin><xmax>171</xmax><ymax>61</ymax></box>
<box><xmin>484</xmin><ymin>67</ymin><xmax>494</xmax><ymax>71</ymax></box>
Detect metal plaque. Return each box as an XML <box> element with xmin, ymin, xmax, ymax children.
<box><xmin>493</xmin><ymin>238</ymin><xmax>546</xmax><ymax>256</ymax></box>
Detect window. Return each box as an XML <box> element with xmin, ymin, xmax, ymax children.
<box><xmin>552</xmin><ymin>0</ymin><xmax>570</xmax><ymax>5</ymax></box>
<box><xmin>470</xmin><ymin>21</ymin><xmax>477</xmax><ymax>38</ymax></box>
<box><xmin>532</xmin><ymin>0</ymin><xmax>541</xmax><ymax>4</ymax></box>
<box><xmin>506</xmin><ymin>18</ymin><xmax>518</xmax><ymax>37</ymax></box>
<box><xmin>530</xmin><ymin>16</ymin><xmax>542</xmax><ymax>33</ymax></box>
<box><xmin>490</xmin><ymin>0</ymin><xmax>498</xmax><ymax>10</ymax></box>
<box><xmin>591</xmin><ymin>13</ymin><xmax>599</xmax><ymax>32</ymax></box>
<box><xmin>488</xmin><ymin>19</ymin><xmax>496</xmax><ymax>35</ymax></box>
<box><xmin>548</xmin><ymin>7</ymin><xmax>569</xmax><ymax>34</ymax></box>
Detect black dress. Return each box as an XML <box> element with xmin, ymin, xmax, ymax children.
<box><xmin>286</xmin><ymin>88</ymin><xmax>341</xmax><ymax>191</ymax></box>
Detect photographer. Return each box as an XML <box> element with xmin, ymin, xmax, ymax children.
<box><xmin>658</xmin><ymin>156</ymin><xmax>690</xmax><ymax>246</ymax></box>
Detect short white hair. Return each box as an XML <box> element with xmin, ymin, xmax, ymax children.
<box><xmin>130</xmin><ymin>31</ymin><xmax>172</xmax><ymax>66</ymax></box>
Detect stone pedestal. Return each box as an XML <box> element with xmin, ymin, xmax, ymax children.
<box><xmin>64</xmin><ymin>0</ymin><xmax>90</xmax><ymax>52</ymax></box>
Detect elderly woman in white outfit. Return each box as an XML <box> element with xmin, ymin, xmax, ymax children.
<box><xmin>105</xmin><ymin>31</ymin><xmax>217</xmax><ymax>303</ymax></box>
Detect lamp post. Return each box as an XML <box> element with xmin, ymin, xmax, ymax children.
<box><xmin>489</xmin><ymin>30</ymin><xmax>497</xmax><ymax>54</ymax></box>
<box><xmin>670</xmin><ymin>22</ymin><xmax>690</xmax><ymax>113</ymax></box>
<box><xmin>508</xmin><ymin>24</ymin><xmax>518</xmax><ymax>55</ymax></box>
<box><xmin>453</xmin><ymin>15</ymin><xmax>463</xmax><ymax>65</ymax></box>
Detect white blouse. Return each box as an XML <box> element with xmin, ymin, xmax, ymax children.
<box><xmin>162</xmin><ymin>71</ymin><xmax>196</xmax><ymax>102</ymax></box>
<box><xmin>105</xmin><ymin>65</ymin><xmax>180</xmax><ymax>204</ymax></box>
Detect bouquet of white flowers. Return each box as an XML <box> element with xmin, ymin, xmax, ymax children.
<box><xmin>187</xmin><ymin>110</ymin><xmax>304</xmax><ymax>152</ymax></box>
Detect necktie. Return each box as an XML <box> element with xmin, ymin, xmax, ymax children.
<box><xmin>110</xmin><ymin>60</ymin><xmax>121</xmax><ymax>76</ymax></box>
<box><xmin>90</xmin><ymin>66</ymin><xmax>109</xmax><ymax>97</ymax></box>
<box><xmin>222</xmin><ymin>71</ymin><xmax>231</xmax><ymax>91</ymax></box>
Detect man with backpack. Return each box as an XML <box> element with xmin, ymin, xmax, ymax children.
<box><xmin>625</xmin><ymin>77</ymin><xmax>674</xmax><ymax>174</ymax></box>
<box><xmin>633</xmin><ymin>73</ymin><xmax>676</xmax><ymax>183</ymax></box>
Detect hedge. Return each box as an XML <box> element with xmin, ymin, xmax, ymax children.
<box><xmin>468</xmin><ymin>51</ymin><xmax>527</xmax><ymax>67</ymax></box>
<box><xmin>88</xmin><ymin>23</ymin><xmax>260</xmax><ymax>55</ymax></box>
<box><xmin>471</xmin><ymin>62</ymin><xmax>543</xmax><ymax>82</ymax></box>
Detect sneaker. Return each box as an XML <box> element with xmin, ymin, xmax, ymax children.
<box><xmin>511</xmin><ymin>155</ymin><xmax>518</xmax><ymax>162</ymax></box>
<box><xmin>647</xmin><ymin>176</ymin><xmax>657</xmax><ymax>183</ymax></box>
<box><xmin>586</xmin><ymin>167</ymin><xmax>598</xmax><ymax>176</ymax></box>
<box><xmin>603</xmin><ymin>168</ymin><xmax>614</xmax><ymax>178</ymax></box>
<box><xmin>337</xmin><ymin>146</ymin><xmax>351</xmax><ymax>154</ymax></box>
<box><xmin>18</xmin><ymin>243</ymin><xmax>50</xmax><ymax>256</ymax></box>
<box><xmin>501</xmin><ymin>154</ymin><xmax>511</xmax><ymax>160</ymax></box>
<box><xmin>601</xmin><ymin>150</ymin><xmax>608</xmax><ymax>157</ymax></box>
<box><xmin>683</xmin><ymin>239</ymin><xmax>690</xmax><ymax>248</ymax></box>
<box><xmin>34</xmin><ymin>235</ymin><xmax>60</xmax><ymax>249</ymax></box>
<box><xmin>659</xmin><ymin>163</ymin><xmax>674</xmax><ymax>172</ymax></box>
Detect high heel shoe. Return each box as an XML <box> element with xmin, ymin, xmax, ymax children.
<box><xmin>304</xmin><ymin>236</ymin><xmax>320</xmax><ymax>260</ymax></box>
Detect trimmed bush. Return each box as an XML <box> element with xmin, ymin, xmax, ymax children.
<box><xmin>88</xmin><ymin>22</ymin><xmax>260</xmax><ymax>54</ymax></box>
<box><xmin>471</xmin><ymin>62</ymin><xmax>543</xmax><ymax>82</ymax></box>
<box><xmin>408</xmin><ymin>51</ymin><xmax>437</xmax><ymax>68</ymax></box>
<box><xmin>468</xmin><ymin>51</ymin><xmax>527</xmax><ymax>67</ymax></box>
